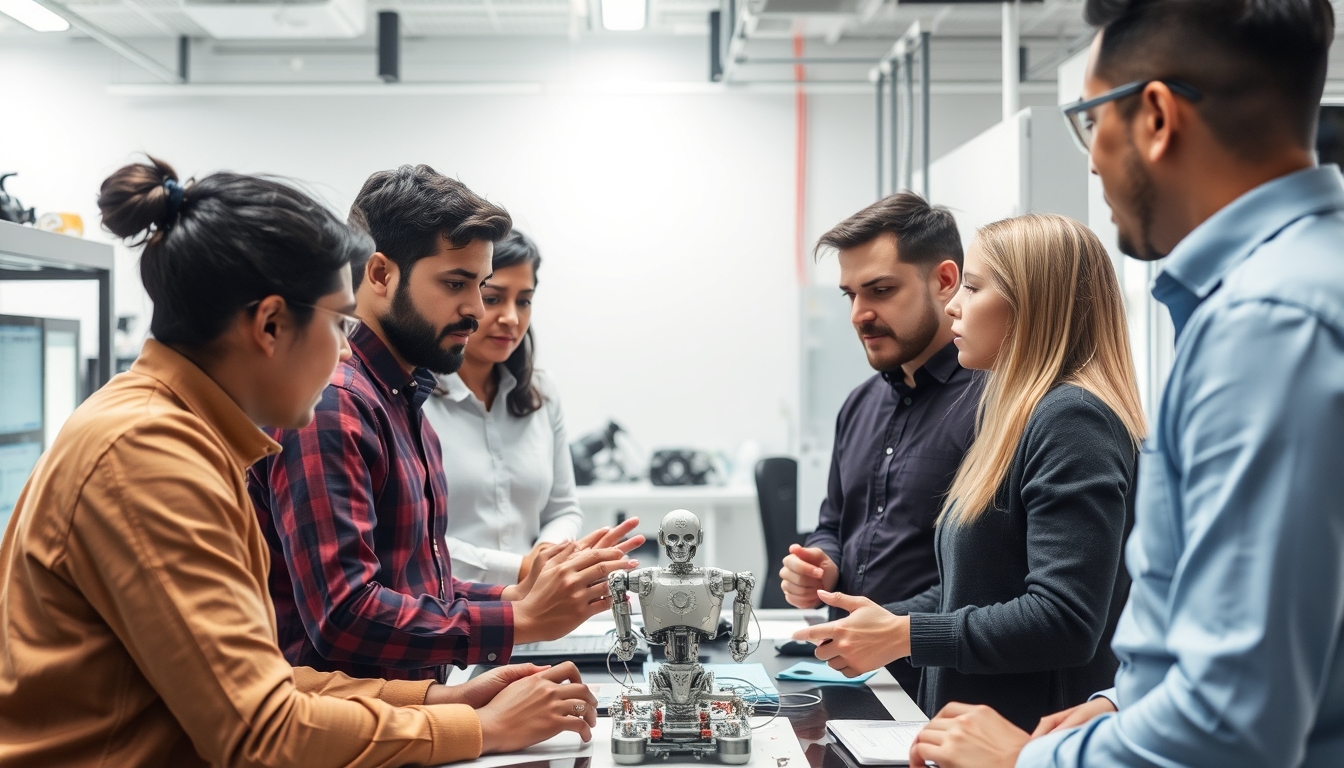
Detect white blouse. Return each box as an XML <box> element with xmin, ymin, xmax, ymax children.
<box><xmin>424</xmin><ymin>366</ymin><xmax>584</xmax><ymax>585</ymax></box>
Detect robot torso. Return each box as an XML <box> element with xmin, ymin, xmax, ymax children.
<box><xmin>635</xmin><ymin>566</ymin><xmax>727</xmax><ymax>638</ymax></box>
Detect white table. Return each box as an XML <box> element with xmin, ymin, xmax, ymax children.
<box><xmin>575</xmin><ymin>482</ymin><xmax>764</xmax><ymax>584</ymax></box>
<box><xmin>448</xmin><ymin>609</ymin><xmax>926</xmax><ymax>723</ymax></box>
<box><xmin>439</xmin><ymin>610</ymin><xmax>925</xmax><ymax>767</ymax></box>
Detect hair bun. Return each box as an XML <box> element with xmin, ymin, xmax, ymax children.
<box><xmin>98</xmin><ymin>155</ymin><xmax>183</xmax><ymax>242</ymax></box>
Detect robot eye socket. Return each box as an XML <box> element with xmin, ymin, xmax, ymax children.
<box><xmin>667</xmin><ymin>534</ymin><xmax>680</xmax><ymax>543</ymax></box>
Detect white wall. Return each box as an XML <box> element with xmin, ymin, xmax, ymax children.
<box><xmin>0</xmin><ymin>38</ymin><xmax>799</xmax><ymax>458</ymax></box>
<box><xmin>0</xmin><ymin>35</ymin><xmax>1043</xmax><ymax>464</ymax></box>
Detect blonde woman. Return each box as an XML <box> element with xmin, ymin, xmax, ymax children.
<box><xmin>794</xmin><ymin>214</ymin><xmax>1144</xmax><ymax>731</ymax></box>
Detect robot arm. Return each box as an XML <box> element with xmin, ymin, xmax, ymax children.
<box><xmin>729</xmin><ymin>572</ymin><xmax>755</xmax><ymax>662</ymax></box>
<box><xmin>609</xmin><ymin>570</ymin><xmax>639</xmax><ymax>661</ymax></box>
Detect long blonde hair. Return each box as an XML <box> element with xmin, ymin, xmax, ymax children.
<box><xmin>940</xmin><ymin>213</ymin><xmax>1146</xmax><ymax>527</ymax></box>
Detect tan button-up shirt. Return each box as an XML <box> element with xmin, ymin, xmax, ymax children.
<box><xmin>0</xmin><ymin>340</ymin><xmax>482</xmax><ymax>767</ymax></box>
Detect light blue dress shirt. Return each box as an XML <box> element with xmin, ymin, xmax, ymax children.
<box><xmin>1019</xmin><ymin>166</ymin><xmax>1344</xmax><ymax>767</ymax></box>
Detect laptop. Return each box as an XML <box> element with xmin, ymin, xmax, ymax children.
<box><xmin>509</xmin><ymin>632</ymin><xmax>649</xmax><ymax>666</ymax></box>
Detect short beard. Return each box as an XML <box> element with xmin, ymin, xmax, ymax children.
<box><xmin>1116</xmin><ymin>136</ymin><xmax>1166</xmax><ymax>262</ymax></box>
<box><xmin>861</xmin><ymin>291</ymin><xmax>941</xmax><ymax>372</ymax></box>
<box><xmin>379</xmin><ymin>281</ymin><xmax>477</xmax><ymax>375</ymax></box>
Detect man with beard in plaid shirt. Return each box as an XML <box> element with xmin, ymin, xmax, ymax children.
<box><xmin>249</xmin><ymin>164</ymin><xmax>641</xmax><ymax>682</ymax></box>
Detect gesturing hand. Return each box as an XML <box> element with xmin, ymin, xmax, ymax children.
<box><xmin>575</xmin><ymin>516</ymin><xmax>646</xmax><ymax>555</ymax></box>
<box><xmin>908</xmin><ymin>702</ymin><xmax>1029</xmax><ymax>768</ymax></box>
<box><xmin>478</xmin><ymin>662</ymin><xmax>599</xmax><ymax>753</ymax></box>
<box><xmin>790</xmin><ymin>591</ymin><xmax>907</xmax><ymax>676</ymax></box>
<box><xmin>424</xmin><ymin>664</ymin><xmax>548</xmax><ymax>708</ymax></box>
<box><xmin>778</xmin><ymin>545</ymin><xmax>840</xmax><ymax>609</ymax></box>
<box><xmin>1031</xmin><ymin>697</ymin><xmax>1116</xmax><ymax>737</ymax></box>
<box><xmin>501</xmin><ymin>542</ymin><xmax>571</xmax><ymax>602</ymax></box>
<box><xmin>505</xmin><ymin>519</ymin><xmax>646</xmax><ymax>601</ymax></box>
<box><xmin>513</xmin><ymin>547</ymin><xmax>637</xmax><ymax>644</ymax></box>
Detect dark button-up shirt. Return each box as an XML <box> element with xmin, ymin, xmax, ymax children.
<box><xmin>806</xmin><ymin>341</ymin><xmax>981</xmax><ymax>690</ymax></box>
<box><xmin>248</xmin><ymin>324</ymin><xmax>513</xmax><ymax>683</ymax></box>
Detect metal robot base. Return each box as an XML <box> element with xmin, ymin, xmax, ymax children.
<box><xmin>609</xmin><ymin>672</ymin><xmax>752</xmax><ymax>765</ymax></box>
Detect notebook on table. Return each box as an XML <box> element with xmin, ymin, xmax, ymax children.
<box><xmin>826</xmin><ymin>719</ymin><xmax>927</xmax><ymax>766</ymax></box>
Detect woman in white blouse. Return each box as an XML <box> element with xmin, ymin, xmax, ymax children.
<box><xmin>425</xmin><ymin>230</ymin><xmax>585</xmax><ymax>585</ymax></box>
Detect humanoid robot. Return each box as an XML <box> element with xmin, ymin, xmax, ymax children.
<box><xmin>608</xmin><ymin>510</ymin><xmax>756</xmax><ymax>764</ymax></box>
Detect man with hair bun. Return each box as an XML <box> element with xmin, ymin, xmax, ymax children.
<box><xmin>908</xmin><ymin>0</ymin><xmax>1344</xmax><ymax>766</ymax></box>
<box><xmin>0</xmin><ymin>158</ymin><xmax>600</xmax><ymax>767</ymax></box>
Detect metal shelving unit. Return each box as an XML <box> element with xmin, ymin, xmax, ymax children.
<box><xmin>0</xmin><ymin>221</ymin><xmax>115</xmax><ymax>390</ymax></box>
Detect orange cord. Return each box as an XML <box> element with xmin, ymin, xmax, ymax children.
<box><xmin>793</xmin><ymin>32</ymin><xmax>807</xmax><ymax>286</ymax></box>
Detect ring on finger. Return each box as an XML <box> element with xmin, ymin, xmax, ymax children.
<box><xmin>573</xmin><ymin>703</ymin><xmax>587</xmax><ymax>713</ymax></box>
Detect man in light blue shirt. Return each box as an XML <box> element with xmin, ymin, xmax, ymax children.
<box><xmin>906</xmin><ymin>1</ymin><xmax>1344</xmax><ymax>766</ymax></box>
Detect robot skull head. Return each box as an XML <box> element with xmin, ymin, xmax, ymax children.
<box><xmin>658</xmin><ymin>510</ymin><xmax>702</xmax><ymax>564</ymax></box>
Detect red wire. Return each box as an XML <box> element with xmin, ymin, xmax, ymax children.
<box><xmin>793</xmin><ymin>33</ymin><xmax>807</xmax><ymax>286</ymax></box>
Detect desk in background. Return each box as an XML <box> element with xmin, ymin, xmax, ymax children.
<box><xmin>576</xmin><ymin>483</ymin><xmax>765</xmax><ymax>587</ymax></box>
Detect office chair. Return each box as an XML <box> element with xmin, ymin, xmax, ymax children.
<box><xmin>754</xmin><ymin>457</ymin><xmax>802</xmax><ymax>609</ymax></box>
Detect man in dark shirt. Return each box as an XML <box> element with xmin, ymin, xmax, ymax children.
<box><xmin>778</xmin><ymin>192</ymin><xmax>981</xmax><ymax>693</ymax></box>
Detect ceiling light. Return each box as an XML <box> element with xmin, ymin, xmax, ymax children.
<box><xmin>601</xmin><ymin>0</ymin><xmax>645</xmax><ymax>31</ymax></box>
<box><xmin>0</xmin><ymin>0</ymin><xmax>70</xmax><ymax>31</ymax></box>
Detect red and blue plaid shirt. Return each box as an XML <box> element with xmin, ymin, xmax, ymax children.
<box><xmin>248</xmin><ymin>324</ymin><xmax>514</xmax><ymax>682</ymax></box>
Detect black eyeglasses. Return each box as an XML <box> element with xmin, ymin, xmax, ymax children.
<box><xmin>244</xmin><ymin>299</ymin><xmax>361</xmax><ymax>337</ymax></box>
<box><xmin>1061</xmin><ymin>79</ymin><xmax>1203</xmax><ymax>155</ymax></box>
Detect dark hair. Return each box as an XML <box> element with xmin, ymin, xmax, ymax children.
<box><xmin>348</xmin><ymin>164</ymin><xmax>512</xmax><ymax>289</ymax></box>
<box><xmin>98</xmin><ymin>156</ymin><xmax>370</xmax><ymax>350</ymax></box>
<box><xmin>815</xmin><ymin>192</ymin><xmax>963</xmax><ymax>270</ymax></box>
<box><xmin>1085</xmin><ymin>0</ymin><xmax>1334</xmax><ymax>159</ymax></box>
<box><xmin>493</xmin><ymin>230</ymin><xmax>544</xmax><ymax>418</ymax></box>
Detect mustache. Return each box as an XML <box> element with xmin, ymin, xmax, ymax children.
<box><xmin>439</xmin><ymin>318</ymin><xmax>479</xmax><ymax>340</ymax></box>
<box><xmin>858</xmin><ymin>321</ymin><xmax>894</xmax><ymax>338</ymax></box>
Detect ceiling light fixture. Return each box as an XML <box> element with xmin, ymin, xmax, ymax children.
<box><xmin>0</xmin><ymin>0</ymin><xmax>70</xmax><ymax>31</ymax></box>
<box><xmin>601</xmin><ymin>0</ymin><xmax>645</xmax><ymax>31</ymax></box>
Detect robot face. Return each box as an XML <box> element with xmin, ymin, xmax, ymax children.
<box><xmin>658</xmin><ymin>510</ymin><xmax>702</xmax><ymax>564</ymax></box>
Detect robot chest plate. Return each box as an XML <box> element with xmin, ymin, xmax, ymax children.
<box><xmin>640</xmin><ymin>574</ymin><xmax>723</xmax><ymax>634</ymax></box>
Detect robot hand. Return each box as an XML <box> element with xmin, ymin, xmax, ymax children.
<box><xmin>730</xmin><ymin>638</ymin><xmax>750</xmax><ymax>662</ymax></box>
<box><xmin>615</xmin><ymin>632</ymin><xmax>640</xmax><ymax>662</ymax></box>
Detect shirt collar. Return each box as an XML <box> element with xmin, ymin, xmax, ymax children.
<box><xmin>1153</xmin><ymin>165</ymin><xmax>1344</xmax><ymax>337</ymax></box>
<box><xmin>435</xmin><ymin>365</ymin><xmax>518</xmax><ymax>405</ymax></box>
<box><xmin>881</xmin><ymin>340</ymin><xmax>962</xmax><ymax>391</ymax></box>
<box><xmin>349</xmin><ymin>323</ymin><xmax>436</xmax><ymax>410</ymax></box>
<box><xmin>130</xmin><ymin>339</ymin><xmax>280</xmax><ymax>468</ymax></box>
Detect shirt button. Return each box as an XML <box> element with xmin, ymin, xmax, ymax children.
<box><xmin>857</xmin><ymin>564</ymin><xmax>866</xmax><ymax>576</ymax></box>
<box><xmin>877</xmin><ymin>505</ymin><xmax>884</xmax><ymax>513</ymax></box>
<box><xmin>391</xmin><ymin>388</ymin><xmax>399</xmax><ymax>395</ymax></box>
<box><xmin>487</xmin><ymin>653</ymin><xmax>497</xmax><ymax>662</ymax></box>
<box><xmin>885</xmin><ymin>447</ymin><xmax>893</xmax><ymax>455</ymax></box>
<box><xmin>903</xmin><ymin>397</ymin><xmax>912</xmax><ymax>405</ymax></box>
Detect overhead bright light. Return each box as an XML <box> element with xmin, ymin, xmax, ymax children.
<box><xmin>0</xmin><ymin>0</ymin><xmax>70</xmax><ymax>31</ymax></box>
<box><xmin>601</xmin><ymin>0</ymin><xmax>645</xmax><ymax>31</ymax></box>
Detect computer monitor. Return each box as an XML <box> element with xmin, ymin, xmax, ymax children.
<box><xmin>0</xmin><ymin>314</ymin><xmax>44</xmax><ymax>529</ymax></box>
<box><xmin>0</xmin><ymin>441</ymin><xmax>43</xmax><ymax>529</ymax></box>
<box><xmin>43</xmin><ymin>318</ymin><xmax>80</xmax><ymax>448</ymax></box>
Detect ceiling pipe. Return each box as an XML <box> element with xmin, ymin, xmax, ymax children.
<box><xmin>1002</xmin><ymin>0</ymin><xmax>1020</xmax><ymax>120</ymax></box>
<box><xmin>32</xmin><ymin>0</ymin><xmax>182</xmax><ymax>84</ymax></box>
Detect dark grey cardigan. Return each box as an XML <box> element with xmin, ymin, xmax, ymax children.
<box><xmin>882</xmin><ymin>384</ymin><xmax>1136</xmax><ymax>732</ymax></box>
